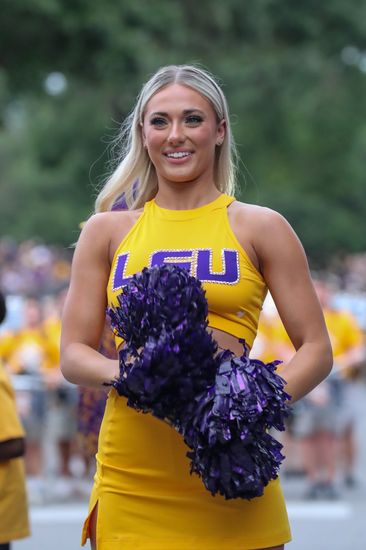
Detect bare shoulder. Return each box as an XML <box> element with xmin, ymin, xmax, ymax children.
<box><xmin>81</xmin><ymin>209</ymin><xmax>140</xmax><ymax>231</ymax></box>
<box><xmin>229</xmin><ymin>201</ymin><xmax>306</xmax><ymax>273</ymax></box>
<box><xmin>80</xmin><ymin>209</ymin><xmax>142</xmax><ymax>244</ymax></box>
<box><xmin>230</xmin><ymin>200</ymin><xmax>290</xmax><ymax>231</ymax></box>
<box><xmin>230</xmin><ymin>201</ymin><xmax>299</xmax><ymax>244</ymax></box>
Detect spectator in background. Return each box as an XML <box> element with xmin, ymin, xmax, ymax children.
<box><xmin>294</xmin><ymin>280</ymin><xmax>364</xmax><ymax>498</ymax></box>
<box><xmin>43</xmin><ymin>291</ymin><xmax>78</xmax><ymax>484</ymax></box>
<box><xmin>257</xmin><ymin>281</ymin><xmax>365</xmax><ymax>495</ymax></box>
<box><xmin>0</xmin><ymin>298</ymin><xmax>52</xmax><ymax>481</ymax></box>
<box><xmin>0</xmin><ymin>291</ymin><xmax>30</xmax><ymax>549</ymax></box>
<box><xmin>314</xmin><ymin>282</ymin><xmax>365</xmax><ymax>488</ymax></box>
<box><xmin>0</xmin><ymin>238</ymin><xmax>71</xmax><ymax>297</ymax></box>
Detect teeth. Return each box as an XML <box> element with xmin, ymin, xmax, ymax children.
<box><xmin>166</xmin><ymin>152</ymin><xmax>191</xmax><ymax>158</ymax></box>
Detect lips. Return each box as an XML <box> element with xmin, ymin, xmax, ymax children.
<box><xmin>165</xmin><ymin>151</ymin><xmax>191</xmax><ymax>159</ymax></box>
<box><xmin>163</xmin><ymin>150</ymin><xmax>194</xmax><ymax>165</ymax></box>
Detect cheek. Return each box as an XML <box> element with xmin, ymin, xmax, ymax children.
<box><xmin>145</xmin><ymin>133</ymin><xmax>164</xmax><ymax>154</ymax></box>
<box><xmin>195</xmin><ymin>126</ymin><xmax>218</xmax><ymax>147</ymax></box>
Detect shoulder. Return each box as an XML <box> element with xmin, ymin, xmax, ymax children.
<box><xmin>229</xmin><ymin>201</ymin><xmax>297</xmax><ymax>245</ymax></box>
<box><xmin>77</xmin><ymin>209</ymin><xmax>144</xmax><ymax>265</ymax></box>
<box><xmin>230</xmin><ymin>201</ymin><xmax>290</xmax><ymax>229</ymax></box>
<box><xmin>229</xmin><ymin>201</ymin><xmax>307</xmax><ymax>275</ymax></box>
<box><xmin>79</xmin><ymin>209</ymin><xmax>142</xmax><ymax>245</ymax></box>
<box><xmin>81</xmin><ymin>210</ymin><xmax>134</xmax><ymax>233</ymax></box>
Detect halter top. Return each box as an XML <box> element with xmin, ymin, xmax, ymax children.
<box><xmin>107</xmin><ymin>194</ymin><xmax>267</xmax><ymax>348</ymax></box>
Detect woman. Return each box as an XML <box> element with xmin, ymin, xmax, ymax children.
<box><xmin>61</xmin><ymin>65</ymin><xmax>332</xmax><ymax>550</ymax></box>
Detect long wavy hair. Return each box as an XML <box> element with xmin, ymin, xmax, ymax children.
<box><xmin>95</xmin><ymin>65</ymin><xmax>238</xmax><ymax>213</ymax></box>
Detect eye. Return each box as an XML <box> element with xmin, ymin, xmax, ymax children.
<box><xmin>185</xmin><ymin>115</ymin><xmax>203</xmax><ymax>125</ymax></box>
<box><xmin>150</xmin><ymin>117</ymin><xmax>167</xmax><ymax>127</ymax></box>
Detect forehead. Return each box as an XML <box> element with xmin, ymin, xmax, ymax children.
<box><xmin>144</xmin><ymin>83</ymin><xmax>215</xmax><ymax>116</ymax></box>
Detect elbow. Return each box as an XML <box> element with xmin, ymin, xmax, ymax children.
<box><xmin>322</xmin><ymin>339</ymin><xmax>333</xmax><ymax>379</ymax></box>
<box><xmin>60</xmin><ymin>360</ymin><xmax>72</xmax><ymax>384</ymax></box>
<box><xmin>60</xmin><ymin>346</ymin><xmax>77</xmax><ymax>385</ymax></box>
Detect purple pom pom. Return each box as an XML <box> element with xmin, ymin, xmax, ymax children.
<box><xmin>108</xmin><ymin>264</ymin><xmax>211</xmax><ymax>353</ymax></box>
<box><xmin>108</xmin><ymin>264</ymin><xmax>218</xmax><ymax>422</ymax></box>
<box><xmin>182</xmin><ymin>345</ymin><xmax>291</xmax><ymax>499</ymax></box>
<box><xmin>107</xmin><ymin>264</ymin><xmax>291</xmax><ymax>499</ymax></box>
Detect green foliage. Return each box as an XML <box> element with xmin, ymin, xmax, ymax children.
<box><xmin>1</xmin><ymin>0</ymin><xmax>366</xmax><ymax>265</ymax></box>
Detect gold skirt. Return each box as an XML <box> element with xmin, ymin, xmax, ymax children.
<box><xmin>82</xmin><ymin>390</ymin><xmax>291</xmax><ymax>550</ymax></box>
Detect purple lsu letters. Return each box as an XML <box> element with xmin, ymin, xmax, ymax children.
<box><xmin>112</xmin><ymin>248</ymin><xmax>240</xmax><ymax>290</ymax></box>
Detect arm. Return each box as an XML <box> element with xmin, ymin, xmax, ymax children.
<box><xmin>254</xmin><ymin>209</ymin><xmax>333</xmax><ymax>403</ymax></box>
<box><xmin>60</xmin><ymin>214</ymin><xmax>119</xmax><ymax>387</ymax></box>
<box><xmin>0</xmin><ymin>437</ymin><xmax>25</xmax><ymax>461</ymax></box>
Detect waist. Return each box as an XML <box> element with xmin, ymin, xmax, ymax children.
<box><xmin>208</xmin><ymin>312</ymin><xmax>256</xmax><ymax>349</ymax></box>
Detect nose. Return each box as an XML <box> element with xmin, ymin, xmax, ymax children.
<box><xmin>167</xmin><ymin>120</ymin><xmax>185</xmax><ymax>145</ymax></box>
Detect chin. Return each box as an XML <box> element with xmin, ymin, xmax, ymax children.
<box><xmin>162</xmin><ymin>170</ymin><xmax>201</xmax><ymax>185</ymax></box>
<box><xmin>167</xmin><ymin>177</ymin><xmax>199</xmax><ymax>186</ymax></box>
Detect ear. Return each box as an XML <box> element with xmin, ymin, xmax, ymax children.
<box><xmin>216</xmin><ymin>119</ymin><xmax>226</xmax><ymax>146</ymax></box>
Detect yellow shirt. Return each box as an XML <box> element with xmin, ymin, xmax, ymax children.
<box><xmin>324</xmin><ymin>308</ymin><xmax>364</xmax><ymax>378</ymax></box>
<box><xmin>0</xmin><ymin>364</ymin><xmax>30</xmax><ymax>543</ymax></box>
<box><xmin>324</xmin><ymin>309</ymin><xmax>363</xmax><ymax>358</ymax></box>
<box><xmin>0</xmin><ymin>326</ymin><xmax>58</xmax><ymax>374</ymax></box>
<box><xmin>42</xmin><ymin>316</ymin><xmax>62</xmax><ymax>367</ymax></box>
<box><xmin>257</xmin><ymin>305</ymin><xmax>364</xmax><ymax>374</ymax></box>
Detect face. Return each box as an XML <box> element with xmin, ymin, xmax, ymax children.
<box><xmin>24</xmin><ymin>299</ymin><xmax>42</xmax><ymax>327</ymax></box>
<box><xmin>141</xmin><ymin>83</ymin><xmax>225</xmax><ymax>187</ymax></box>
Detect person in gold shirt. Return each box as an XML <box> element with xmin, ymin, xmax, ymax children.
<box><xmin>292</xmin><ymin>280</ymin><xmax>364</xmax><ymax>498</ymax></box>
<box><xmin>0</xmin><ymin>291</ymin><xmax>30</xmax><ymax>550</ymax></box>
<box><xmin>0</xmin><ymin>297</ymin><xmax>54</xmax><ymax>478</ymax></box>
<box><xmin>42</xmin><ymin>292</ymin><xmax>78</xmax><ymax>483</ymax></box>
<box><xmin>317</xmin><ymin>282</ymin><xmax>364</xmax><ymax>488</ymax></box>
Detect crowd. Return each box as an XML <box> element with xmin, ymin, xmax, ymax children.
<box><xmin>0</xmin><ymin>238</ymin><xmax>365</xmax><ymax>508</ymax></box>
<box><xmin>0</xmin><ymin>239</ymin><xmax>97</xmax><ymax>506</ymax></box>
<box><xmin>0</xmin><ymin>237</ymin><xmax>71</xmax><ymax>298</ymax></box>
<box><xmin>254</xmin><ymin>280</ymin><xmax>365</xmax><ymax>500</ymax></box>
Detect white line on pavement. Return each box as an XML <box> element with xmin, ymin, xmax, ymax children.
<box><xmin>29</xmin><ymin>501</ymin><xmax>353</xmax><ymax>524</ymax></box>
<box><xmin>287</xmin><ymin>501</ymin><xmax>353</xmax><ymax>520</ymax></box>
<box><xmin>30</xmin><ymin>506</ymin><xmax>87</xmax><ymax>523</ymax></box>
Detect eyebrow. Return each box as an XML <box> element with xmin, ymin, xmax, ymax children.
<box><xmin>149</xmin><ymin>109</ymin><xmax>205</xmax><ymax>117</ymax></box>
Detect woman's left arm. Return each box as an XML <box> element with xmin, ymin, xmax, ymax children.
<box><xmin>254</xmin><ymin>209</ymin><xmax>333</xmax><ymax>403</ymax></box>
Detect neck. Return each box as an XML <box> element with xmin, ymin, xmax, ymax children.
<box><xmin>154</xmin><ymin>180</ymin><xmax>221</xmax><ymax>210</ymax></box>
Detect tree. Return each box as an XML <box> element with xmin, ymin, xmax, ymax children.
<box><xmin>1</xmin><ymin>0</ymin><xmax>366</xmax><ymax>266</ymax></box>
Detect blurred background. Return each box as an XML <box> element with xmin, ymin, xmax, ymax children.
<box><xmin>0</xmin><ymin>1</ymin><xmax>366</xmax><ymax>549</ymax></box>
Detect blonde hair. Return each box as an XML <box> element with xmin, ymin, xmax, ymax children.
<box><xmin>95</xmin><ymin>65</ymin><xmax>238</xmax><ymax>213</ymax></box>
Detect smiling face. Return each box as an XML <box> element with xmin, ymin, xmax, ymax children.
<box><xmin>141</xmin><ymin>83</ymin><xmax>225</xmax><ymax>188</ymax></box>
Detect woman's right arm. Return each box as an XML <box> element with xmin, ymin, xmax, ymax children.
<box><xmin>60</xmin><ymin>214</ymin><xmax>119</xmax><ymax>387</ymax></box>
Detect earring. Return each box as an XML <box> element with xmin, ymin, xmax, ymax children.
<box><xmin>216</xmin><ymin>139</ymin><xmax>223</xmax><ymax>146</ymax></box>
